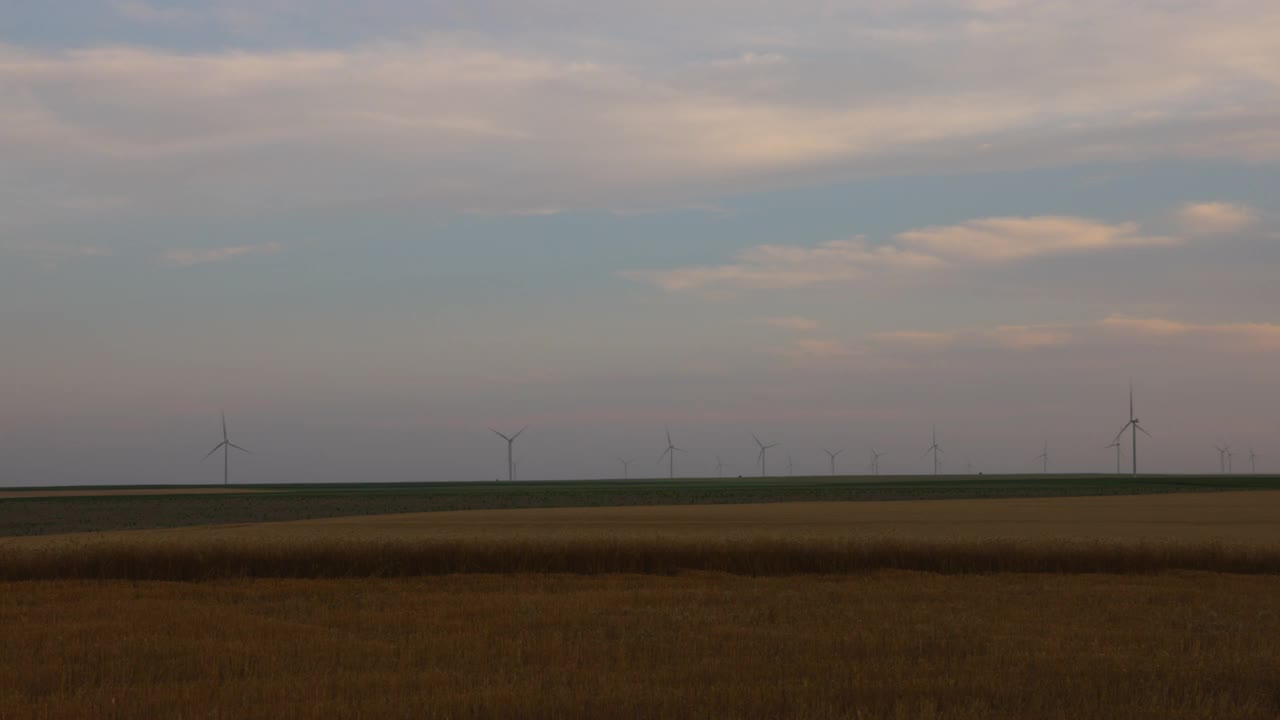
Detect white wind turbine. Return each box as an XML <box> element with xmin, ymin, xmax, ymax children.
<box><xmin>869</xmin><ymin>449</ymin><xmax>886</xmax><ymax>476</ymax></box>
<box><xmin>202</xmin><ymin>411</ymin><xmax>250</xmax><ymax>486</ymax></box>
<box><xmin>715</xmin><ymin>455</ymin><xmax>730</xmax><ymax>478</ymax></box>
<box><xmin>786</xmin><ymin>453</ymin><xmax>795</xmax><ymax>476</ymax></box>
<box><xmin>1034</xmin><ymin>440</ymin><xmax>1049</xmax><ymax>474</ymax></box>
<box><xmin>1214</xmin><ymin>443</ymin><xmax>1230</xmax><ymax>474</ymax></box>
<box><xmin>753</xmin><ymin>434</ymin><xmax>779</xmax><ymax>477</ymax></box>
<box><xmin>823</xmin><ymin>448</ymin><xmax>844</xmax><ymax>476</ymax></box>
<box><xmin>658</xmin><ymin>426</ymin><xmax>684</xmax><ymax>479</ymax></box>
<box><xmin>618</xmin><ymin>457</ymin><xmax>634</xmax><ymax>480</ymax></box>
<box><xmin>1112</xmin><ymin>382</ymin><xmax>1150</xmax><ymax>477</ymax></box>
<box><xmin>490</xmin><ymin>426</ymin><xmax>527</xmax><ymax>483</ymax></box>
<box><xmin>1106</xmin><ymin>440</ymin><xmax>1123</xmax><ymax>474</ymax></box>
<box><xmin>922</xmin><ymin>426</ymin><xmax>942</xmax><ymax>476</ymax></box>
<box><xmin>1249</xmin><ymin>449</ymin><xmax>1258</xmax><ymax>474</ymax></box>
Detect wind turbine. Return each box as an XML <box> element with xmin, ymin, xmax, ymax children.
<box><xmin>1034</xmin><ymin>440</ymin><xmax>1048</xmax><ymax>474</ymax></box>
<box><xmin>869</xmin><ymin>449</ymin><xmax>886</xmax><ymax>476</ymax></box>
<box><xmin>618</xmin><ymin>457</ymin><xmax>634</xmax><ymax>480</ymax></box>
<box><xmin>1105</xmin><ymin>440</ymin><xmax>1123</xmax><ymax>474</ymax></box>
<box><xmin>786</xmin><ymin>453</ymin><xmax>795</xmax><ymax>476</ymax></box>
<box><xmin>922</xmin><ymin>426</ymin><xmax>942</xmax><ymax>476</ymax></box>
<box><xmin>1227</xmin><ymin>447</ymin><xmax>1234</xmax><ymax>474</ymax></box>
<box><xmin>202</xmin><ymin>411</ymin><xmax>250</xmax><ymax>486</ymax></box>
<box><xmin>1250</xmin><ymin>449</ymin><xmax>1258</xmax><ymax>474</ymax></box>
<box><xmin>1111</xmin><ymin>381</ymin><xmax>1150</xmax><ymax>477</ymax></box>
<box><xmin>753</xmin><ymin>434</ymin><xmax>779</xmax><ymax>477</ymax></box>
<box><xmin>715</xmin><ymin>455</ymin><xmax>729</xmax><ymax>478</ymax></box>
<box><xmin>490</xmin><ymin>426</ymin><xmax>526</xmax><ymax>483</ymax></box>
<box><xmin>823</xmin><ymin>448</ymin><xmax>844</xmax><ymax>476</ymax></box>
<box><xmin>1214</xmin><ymin>443</ymin><xmax>1230</xmax><ymax>474</ymax></box>
<box><xmin>658</xmin><ymin>426</ymin><xmax>684</xmax><ymax>479</ymax></box>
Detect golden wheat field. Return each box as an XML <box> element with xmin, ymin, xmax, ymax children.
<box><xmin>3</xmin><ymin>572</ymin><xmax>1280</xmax><ymax>720</ymax></box>
<box><xmin>4</xmin><ymin>491</ymin><xmax>1280</xmax><ymax>719</ymax></box>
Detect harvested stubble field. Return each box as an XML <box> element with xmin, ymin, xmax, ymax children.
<box><xmin>4</xmin><ymin>491</ymin><xmax>1280</xmax><ymax>719</ymax></box>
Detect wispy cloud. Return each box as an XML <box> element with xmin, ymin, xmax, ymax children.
<box><xmin>635</xmin><ymin>215</ymin><xmax>1175</xmax><ymax>293</ymax></box>
<box><xmin>750</xmin><ymin>316</ymin><xmax>819</xmax><ymax>331</ymax></box>
<box><xmin>796</xmin><ymin>315</ymin><xmax>1280</xmax><ymax>362</ymax></box>
<box><xmin>162</xmin><ymin>241</ymin><xmax>282</xmax><ymax>267</ymax></box>
<box><xmin>4</xmin><ymin>0</ymin><xmax>1280</xmax><ymax>225</ymax></box>
<box><xmin>1175</xmin><ymin>202</ymin><xmax>1259</xmax><ymax>235</ymax></box>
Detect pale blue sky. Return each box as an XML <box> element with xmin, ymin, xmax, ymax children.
<box><xmin>2</xmin><ymin>1</ymin><xmax>1278</xmax><ymax>484</ymax></box>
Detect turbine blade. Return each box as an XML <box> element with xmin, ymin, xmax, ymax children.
<box><xmin>490</xmin><ymin>428</ymin><xmax>512</xmax><ymax>442</ymax></box>
<box><xmin>1137</xmin><ymin>425</ymin><xmax>1152</xmax><ymax>439</ymax></box>
<box><xmin>752</xmin><ymin>433</ymin><xmax>763</xmax><ymax>448</ymax></box>
<box><xmin>659</xmin><ymin>448</ymin><xmax>671</xmax><ymax>462</ymax></box>
<box><xmin>228</xmin><ymin>443</ymin><xmax>251</xmax><ymax>454</ymax></box>
<box><xmin>222</xmin><ymin>412</ymin><xmax>227</xmax><ymax>441</ymax></box>
<box><xmin>202</xmin><ymin>442</ymin><xmax>227</xmax><ymax>461</ymax></box>
<box><xmin>513</xmin><ymin>426</ymin><xmax>528</xmax><ymax>440</ymax></box>
<box><xmin>666</xmin><ymin>426</ymin><xmax>672</xmax><ymax>446</ymax></box>
<box><xmin>1112</xmin><ymin>425</ymin><xmax>1130</xmax><ymax>445</ymax></box>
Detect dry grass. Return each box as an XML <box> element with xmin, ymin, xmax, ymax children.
<box><xmin>5</xmin><ymin>537</ymin><xmax>1280</xmax><ymax>581</ymax></box>
<box><xmin>3</xmin><ymin>572</ymin><xmax>1279</xmax><ymax>719</ymax></box>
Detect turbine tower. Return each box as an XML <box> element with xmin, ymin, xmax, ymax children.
<box><xmin>1035</xmin><ymin>440</ymin><xmax>1048</xmax><ymax>474</ymax></box>
<box><xmin>1214</xmin><ymin>443</ymin><xmax>1230</xmax><ymax>474</ymax></box>
<box><xmin>715</xmin><ymin>455</ymin><xmax>729</xmax><ymax>478</ymax></box>
<box><xmin>618</xmin><ymin>457</ymin><xmax>633</xmax><ymax>480</ymax></box>
<box><xmin>658</xmin><ymin>426</ymin><xmax>683</xmax><ymax>479</ymax></box>
<box><xmin>1227</xmin><ymin>447</ymin><xmax>1234</xmax><ymax>474</ymax></box>
<box><xmin>1111</xmin><ymin>382</ymin><xmax>1150</xmax><ymax>477</ymax></box>
<box><xmin>202</xmin><ymin>411</ymin><xmax>250</xmax><ymax>486</ymax></box>
<box><xmin>870</xmin><ymin>449</ymin><xmax>886</xmax><ymax>476</ymax></box>
<box><xmin>753</xmin><ymin>434</ymin><xmax>779</xmax><ymax>477</ymax></box>
<box><xmin>1105</xmin><ymin>440</ymin><xmax>1123</xmax><ymax>474</ymax></box>
<box><xmin>823</xmin><ymin>448</ymin><xmax>844</xmax><ymax>476</ymax></box>
<box><xmin>786</xmin><ymin>453</ymin><xmax>794</xmax><ymax>476</ymax></box>
<box><xmin>922</xmin><ymin>426</ymin><xmax>942</xmax><ymax>476</ymax></box>
<box><xmin>490</xmin><ymin>426</ymin><xmax>526</xmax><ymax>483</ymax></box>
<box><xmin>1249</xmin><ymin>449</ymin><xmax>1258</xmax><ymax>474</ymax></box>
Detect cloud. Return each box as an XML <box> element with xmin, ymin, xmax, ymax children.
<box><xmin>633</xmin><ymin>237</ymin><xmax>942</xmax><ymax>291</ymax></box>
<box><xmin>637</xmin><ymin>214</ymin><xmax>1175</xmax><ymax>292</ymax></box>
<box><xmin>1176</xmin><ymin>202</ymin><xmax>1259</xmax><ymax>234</ymax></box>
<box><xmin>895</xmin><ymin>217</ymin><xmax>1176</xmax><ymax>261</ymax></box>
<box><xmin>1101</xmin><ymin>315</ymin><xmax>1280</xmax><ymax>349</ymax></box>
<box><xmin>3</xmin><ymin>0</ymin><xmax>1280</xmax><ymax>230</ymax></box>
<box><xmin>855</xmin><ymin>316</ymin><xmax>1280</xmax><ymax>358</ymax></box>
<box><xmin>162</xmin><ymin>241</ymin><xmax>282</xmax><ymax>267</ymax></box>
<box><xmin>751</xmin><ymin>316</ymin><xmax>819</xmax><ymax>331</ymax></box>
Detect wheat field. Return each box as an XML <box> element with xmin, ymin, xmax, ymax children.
<box><xmin>3</xmin><ymin>572</ymin><xmax>1279</xmax><ymax>719</ymax></box>
<box><xmin>4</xmin><ymin>491</ymin><xmax>1280</xmax><ymax>718</ymax></box>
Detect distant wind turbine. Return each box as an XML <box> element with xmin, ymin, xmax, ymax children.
<box><xmin>202</xmin><ymin>411</ymin><xmax>250</xmax><ymax>486</ymax></box>
<box><xmin>1214</xmin><ymin>443</ymin><xmax>1230</xmax><ymax>474</ymax></box>
<box><xmin>490</xmin><ymin>426</ymin><xmax>527</xmax><ymax>483</ymax></box>
<box><xmin>786</xmin><ymin>453</ymin><xmax>794</xmax><ymax>476</ymax></box>
<box><xmin>658</xmin><ymin>426</ymin><xmax>684</xmax><ymax>479</ymax></box>
<box><xmin>1112</xmin><ymin>382</ymin><xmax>1150</xmax><ymax>477</ymax></box>
<box><xmin>715</xmin><ymin>455</ymin><xmax>729</xmax><ymax>478</ymax></box>
<box><xmin>753</xmin><ymin>434</ymin><xmax>779</xmax><ymax>477</ymax></box>
<box><xmin>1106</xmin><ymin>440</ymin><xmax>1123</xmax><ymax>474</ymax></box>
<box><xmin>1228</xmin><ymin>447</ymin><xmax>1234</xmax><ymax>474</ymax></box>
<box><xmin>1035</xmin><ymin>440</ymin><xmax>1049</xmax><ymax>474</ymax></box>
<box><xmin>922</xmin><ymin>426</ymin><xmax>942</xmax><ymax>476</ymax></box>
<box><xmin>869</xmin><ymin>449</ymin><xmax>886</xmax><ymax>476</ymax></box>
<box><xmin>1250</xmin><ymin>449</ymin><xmax>1258</xmax><ymax>474</ymax></box>
<box><xmin>618</xmin><ymin>457</ymin><xmax>633</xmax><ymax>480</ymax></box>
<box><xmin>823</xmin><ymin>448</ymin><xmax>844</xmax><ymax>476</ymax></box>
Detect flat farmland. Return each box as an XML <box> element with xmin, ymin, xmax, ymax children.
<box><xmin>4</xmin><ymin>473</ymin><xmax>1280</xmax><ymax>537</ymax></box>
<box><xmin>4</xmin><ymin>572</ymin><xmax>1280</xmax><ymax>719</ymax></box>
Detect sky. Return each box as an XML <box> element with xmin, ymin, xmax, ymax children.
<box><xmin>2</xmin><ymin>0</ymin><xmax>1278</xmax><ymax>484</ymax></box>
